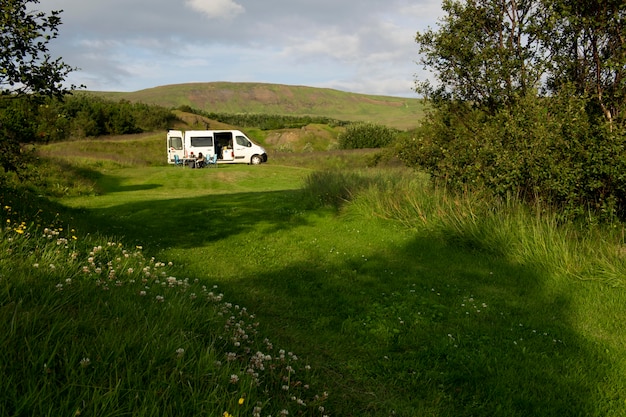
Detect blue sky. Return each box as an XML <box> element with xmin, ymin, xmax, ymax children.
<box><xmin>42</xmin><ymin>0</ymin><xmax>444</xmax><ymax>97</ymax></box>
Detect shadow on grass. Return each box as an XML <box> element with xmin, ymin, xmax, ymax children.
<box><xmin>218</xmin><ymin>236</ymin><xmax>612</xmax><ymax>417</ymax></box>
<box><xmin>74</xmin><ymin>189</ymin><xmax>309</xmax><ymax>249</ymax></box>
<box><xmin>66</xmin><ymin>188</ymin><xmax>616</xmax><ymax>417</ymax></box>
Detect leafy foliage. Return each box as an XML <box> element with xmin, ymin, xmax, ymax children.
<box><xmin>408</xmin><ymin>0</ymin><xmax>626</xmax><ymax>222</ymax></box>
<box><xmin>398</xmin><ymin>91</ymin><xmax>626</xmax><ymax>221</ymax></box>
<box><xmin>1</xmin><ymin>95</ymin><xmax>178</xmax><ymax>145</ymax></box>
<box><xmin>337</xmin><ymin>122</ymin><xmax>398</xmax><ymax>149</ymax></box>
<box><xmin>180</xmin><ymin>106</ymin><xmax>349</xmax><ymax>130</ymax></box>
<box><xmin>1</xmin><ymin>0</ymin><xmax>77</xmax><ymax>173</ymax></box>
<box><xmin>56</xmin><ymin>95</ymin><xmax>178</xmax><ymax>138</ymax></box>
<box><xmin>0</xmin><ymin>0</ymin><xmax>77</xmax><ymax>98</ymax></box>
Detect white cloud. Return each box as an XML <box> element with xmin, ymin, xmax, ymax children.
<box><xmin>43</xmin><ymin>0</ymin><xmax>444</xmax><ymax>96</ymax></box>
<box><xmin>185</xmin><ymin>0</ymin><xmax>245</xmax><ymax>19</ymax></box>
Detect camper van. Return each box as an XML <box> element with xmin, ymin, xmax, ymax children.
<box><xmin>167</xmin><ymin>129</ymin><xmax>268</xmax><ymax>165</ymax></box>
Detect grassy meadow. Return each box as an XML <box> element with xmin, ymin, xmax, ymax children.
<box><xmin>2</xmin><ymin>133</ymin><xmax>626</xmax><ymax>416</ymax></box>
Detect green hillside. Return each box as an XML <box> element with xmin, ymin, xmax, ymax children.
<box><xmin>91</xmin><ymin>82</ymin><xmax>425</xmax><ymax>130</ymax></box>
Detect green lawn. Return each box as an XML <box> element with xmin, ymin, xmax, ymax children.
<box><xmin>2</xmin><ymin>159</ymin><xmax>626</xmax><ymax>416</ymax></box>
<box><xmin>51</xmin><ymin>163</ymin><xmax>626</xmax><ymax>416</ymax></box>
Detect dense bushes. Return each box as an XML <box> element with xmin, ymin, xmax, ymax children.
<box><xmin>397</xmin><ymin>91</ymin><xmax>626</xmax><ymax>221</ymax></box>
<box><xmin>338</xmin><ymin>122</ymin><xmax>398</xmax><ymax>149</ymax></box>
<box><xmin>54</xmin><ymin>95</ymin><xmax>178</xmax><ymax>138</ymax></box>
<box><xmin>186</xmin><ymin>107</ymin><xmax>349</xmax><ymax>130</ymax></box>
<box><xmin>1</xmin><ymin>94</ymin><xmax>178</xmax><ymax>145</ymax></box>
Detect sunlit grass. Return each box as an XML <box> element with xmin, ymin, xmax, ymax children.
<box><xmin>0</xmin><ymin>200</ymin><xmax>329</xmax><ymax>417</ymax></box>
<box><xmin>4</xmin><ymin>148</ymin><xmax>626</xmax><ymax>416</ymax></box>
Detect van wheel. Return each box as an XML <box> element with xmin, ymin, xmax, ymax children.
<box><xmin>250</xmin><ymin>155</ymin><xmax>262</xmax><ymax>165</ymax></box>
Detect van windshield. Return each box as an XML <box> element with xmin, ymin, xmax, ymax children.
<box><xmin>235</xmin><ymin>136</ymin><xmax>251</xmax><ymax>147</ymax></box>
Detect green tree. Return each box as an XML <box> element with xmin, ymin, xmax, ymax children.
<box><xmin>540</xmin><ymin>0</ymin><xmax>626</xmax><ymax>128</ymax></box>
<box><xmin>415</xmin><ymin>0</ymin><xmax>546</xmax><ymax>112</ymax></box>
<box><xmin>1</xmin><ymin>0</ymin><xmax>76</xmax><ymax>173</ymax></box>
<box><xmin>405</xmin><ymin>0</ymin><xmax>626</xmax><ymax>221</ymax></box>
<box><xmin>337</xmin><ymin>122</ymin><xmax>398</xmax><ymax>149</ymax></box>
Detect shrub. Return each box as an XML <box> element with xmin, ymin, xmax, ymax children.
<box><xmin>337</xmin><ymin>122</ymin><xmax>398</xmax><ymax>149</ymax></box>
<box><xmin>396</xmin><ymin>90</ymin><xmax>626</xmax><ymax>222</ymax></box>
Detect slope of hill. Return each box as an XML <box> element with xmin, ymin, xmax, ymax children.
<box><xmin>92</xmin><ymin>82</ymin><xmax>425</xmax><ymax>130</ymax></box>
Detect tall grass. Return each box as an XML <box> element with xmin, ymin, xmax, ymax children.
<box><xmin>304</xmin><ymin>169</ymin><xmax>626</xmax><ymax>288</ymax></box>
<box><xmin>0</xmin><ymin>190</ymin><xmax>329</xmax><ymax>417</ymax></box>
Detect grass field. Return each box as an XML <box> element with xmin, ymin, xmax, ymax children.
<box><xmin>2</xmin><ymin>137</ymin><xmax>626</xmax><ymax>416</ymax></box>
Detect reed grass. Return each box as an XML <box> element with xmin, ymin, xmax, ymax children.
<box><xmin>312</xmin><ymin>168</ymin><xmax>626</xmax><ymax>288</ymax></box>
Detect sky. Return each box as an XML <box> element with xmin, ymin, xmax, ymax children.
<box><xmin>41</xmin><ymin>0</ymin><xmax>444</xmax><ymax>98</ymax></box>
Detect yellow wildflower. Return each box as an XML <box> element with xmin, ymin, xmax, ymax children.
<box><xmin>238</xmin><ymin>397</ymin><xmax>245</xmax><ymax>405</ymax></box>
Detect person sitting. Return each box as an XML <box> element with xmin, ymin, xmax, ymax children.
<box><xmin>195</xmin><ymin>152</ymin><xmax>205</xmax><ymax>168</ymax></box>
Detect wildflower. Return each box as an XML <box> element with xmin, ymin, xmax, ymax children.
<box><xmin>230</xmin><ymin>374</ymin><xmax>239</xmax><ymax>384</ymax></box>
<box><xmin>176</xmin><ymin>348</ymin><xmax>185</xmax><ymax>358</ymax></box>
<box><xmin>139</xmin><ymin>291</ymin><xmax>147</xmax><ymax>296</ymax></box>
<box><xmin>223</xmin><ymin>412</ymin><xmax>233</xmax><ymax>417</ymax></box>
<box><xmin>238</xmin><ymin>397</ymin><xmax>245</xmax><ymax>405</ymax></box>
<box><xmin>155</xmin><ymin>295</ymin><xmax>164</xmax><ymax>302</ymax></box>
<box><xmin>80</xmin><ymin>358</ymin><xmax>91</xmax><ymax>367</ymax></box>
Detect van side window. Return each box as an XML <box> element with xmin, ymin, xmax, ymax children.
<box><xmin>190</xmin><ymin>137</ymin><xmax>214</xmax><ymax>147</ymax></box>
<box><xmin>169</xmin><ymin>137</ymin><xmax>183</xmax><ymax>150</ymax></box>
<box><xmin>236</xmin><ymin>136</ymin><xmax>251</xmax><ymax>147</ymax></box>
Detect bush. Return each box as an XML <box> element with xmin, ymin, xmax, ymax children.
<box><xmin>36</xmin><ymin>95</ymin><xmax>178</xmax><ymax>140</ymax></box>
<box><xmin>337</xmin><ymin>122</ymin><xmax>398</xmax><ymax>149</ymax></box>
<box><xmin>397</xmin><ymin>90</ymin><xmax>626</xmax><ymax>222</ymax></box>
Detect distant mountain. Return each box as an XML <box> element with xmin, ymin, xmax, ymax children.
<box><xmin>91</xmin><ymin>82</ymin><xmax>425</xmax><ymax>130</ymax></box>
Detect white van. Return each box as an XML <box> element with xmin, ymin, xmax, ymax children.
<box><xmin>167</xmin><ymin>129</ymin><xmax>268</xmax><ymax>165</ymax></box>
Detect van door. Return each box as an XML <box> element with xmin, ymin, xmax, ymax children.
<box><xmin>215</xmin><ymin>131</ymin><xmax>234</xmax><ymax>161</ymax></box>
<box><xmin>234</xmin><ymin>134</ymin><xmax>253</xmax><ymax>162</ymax></box>
<box><xmin>167</xmin><ymin>130</ymin><xmax>184</xmax><ymax>164</ymax></box>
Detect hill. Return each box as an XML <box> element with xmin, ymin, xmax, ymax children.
<box><xmin>91</xmin><ymin>82</ymin><xmax>425</xmax><ymax>130</ymax></box>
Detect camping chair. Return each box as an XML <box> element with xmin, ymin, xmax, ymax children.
<box><xmin>206</xmin><ymin>154</ymin><xmax>218</xmax><ymax>168</ymax></box>
<box><xmin>173</xmin><ymin>154</ymin><xmax>183</xmax><ymax>166</ymax></box>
